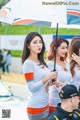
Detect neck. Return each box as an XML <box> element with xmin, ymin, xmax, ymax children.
<box><xmin>61</xmin><ymin>101</ymin><xmax>73</xmax><ymax>112</ymax></box>
<box><xmin>29</xmin><ymin>53</ymin><xmax>39</xmax><ymax>62</ymax></box>
<box><xmin>56</xmin><ymin>54</ymin><xmax>61</xmax><ymax>62</ymax></box>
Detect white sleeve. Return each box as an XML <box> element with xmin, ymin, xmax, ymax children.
<box><xmin>46</xmin><ymin>61</ymin><xmax>54</xmax><ymax>71</ymax></box>
<box><xmin>22</xmin><ymin>60</ymin><xmax>43</xmax><ymax>92</ymax></box>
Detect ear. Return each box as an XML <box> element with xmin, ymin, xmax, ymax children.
<box><xmin>27</xmin><ymin>44</ymin><xmax>30</xmax><ymax>49</ymax></box>
<box><xmin>71</xmin><ymin>97</ymin><xmax>75</xmax><ymax>104</ymax></box>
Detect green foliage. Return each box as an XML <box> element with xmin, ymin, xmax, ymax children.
<box><xmin>0</xmin><ymin>0</ymin><xmax>9</xmax><ymax>8</ymax></box>
<box><xmin>11</xmin><ymin>50</ymin><xmax>47</xmax><ymax>59</ymax></box>
<box><xmin>11</xmin><ymin>50</ymin><xmax>22</xmax><ymax>58</ymax></box>
<box><xmin>0</xmin><ymin>25</ymin><xmax>80</xmax><ymax>35</ymax></box>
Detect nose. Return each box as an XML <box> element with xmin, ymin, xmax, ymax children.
<box><xmin>64</xmin><ymin>48</ymin><xmax>68</xmax><ymax>53</ymax></box>
<box><xmin>37</xmin><ymin>43</ymin><xmax>42</xmax><ymax>47</ymax></box>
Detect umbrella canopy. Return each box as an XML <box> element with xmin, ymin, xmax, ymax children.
<box><xmin>0</xmin><ymin>0</ymin><xmax>80</xmax><ymax>28</ymax></box>
<box><xmin>0</xmin><ymin>0</ymin><xmax>56</xmax><ymax>27</ymax></box>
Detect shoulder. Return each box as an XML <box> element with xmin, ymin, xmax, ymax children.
<box><xmin>48</xmin><ymin>110</ymin><xmax>60</xmax><ymax>120</ymax></box>
<box><xmin>23</xmin><ymin>59</ymin><xmax>34</xmax><ymax>66</ymax></box>
<box><xmin>72</xmin><ymin>109</ymin><xmax>80</xmax><ymax>120</ymax></box>
<box><xmin>46</xmin><ymin>60</ymin><xmax>54</xmax><ymax>71</ymax></box>
<box><xmin>46</xmin><ymin>60</ymin><xmax>54</xmax><ymax>66</ymax></box>
<box><xmin>22</xmin><ymin>59</ymin><xmax>34</xmax><ymax>73</ymax></box>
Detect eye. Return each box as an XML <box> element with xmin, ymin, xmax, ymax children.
<box><xmin>39</xmin><ymin>40</ymin><xmax>42</xmax><ymax>43</ymax></box>
<box><xmin>33</xmin><ymin>41</ymin><xmax>37</xmax><ymax>44</ymax></box>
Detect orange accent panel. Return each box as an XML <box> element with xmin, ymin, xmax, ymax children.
<box><xmin>67</xmin><ymin>11</ymin><xmax>80</xmax><ymax>16</ymax></box>
<box><xmin>49</xmin><ymin>106</ymin><xmax>56</xmax><ymax>114</ymax></box>
<box><xmin>13</xmin><ymin>19</ymin><xmax>36</xmax><ymax>25</ymax></box>
<box><xmin>27</xmin><ymin>105</ymin><xmax>49</xmax><ymax>114</ymax></box>
<box><xmin>24</xmin><ymin>72</ymin><xmax>34</xmax><ymax>80</ymax></box>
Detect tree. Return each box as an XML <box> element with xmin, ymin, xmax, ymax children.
<box><xmin>0</xmin><ymin>0</ymin><xmax>10</xmax><ymax>9</ymax></box>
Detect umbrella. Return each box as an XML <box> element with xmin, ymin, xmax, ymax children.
<box><xmin>0</xmin><ymin>0</ymin><xmax>55</xmax><ymax>27</ymax></box>
<box><xmin>0</xmin><ymin>0</ymin><xmax>80</xmax><ymax>71</ymax></box>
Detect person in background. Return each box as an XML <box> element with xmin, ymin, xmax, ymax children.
<box><xmin>22</xmin><ymin>32</ymin><xmax>57</xmax><ymax>120</ymax></box>
<box><xmin>68</xmin><ymin>37</ymin><xmax>80</xmax><ymax>113</ymax></box>
<box><xmin>68</xmin><ymin>37</ymin><xmax>80</xmax><ymax>88</ymax></box>
<box><xmin>46</xmin><ymin>37</ymin><xmax>72</xmax><ymax>113</ymax></box>
<box><xmin>48</xmin><ymin>84</ymin><xmax>80</xmax><ymax>120</ymax></box>
<box><xmin>5</xmin><ymin>50</ymin><xmax>12</xmax><ymax>74</ymax></box>
<box><xmin>1</xmin><ymin>49</ymin><xmax>7</xmax><ymax>74</ymax></box>
<box><xmin>0</xmin><ymin>49</ymin><xmax>7</xmax><ymax>74</ymax></box>
<box><xmin>0</xmin><ymin>50</ymin><xmax>4</xmax><ymax>74</ymax></box>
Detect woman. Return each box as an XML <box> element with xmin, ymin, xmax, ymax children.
<box><xmin>22</xmin><ymin>32</ymin><xmax>57</xmax><ymax>120</ymax></box>
<box><xmin>47</xmin><ymin>37</ymin><xmax>72</xmax><ymax>113</ymax></box>
<box><xmin>5</xmin><ymin>50</ymin><xmax>12</xmax><ymax>74</ymax></box>
<box><xmin>69</xmin><ymin>37</ymin><xmax>80</xmax><ymax>87</ymax></box>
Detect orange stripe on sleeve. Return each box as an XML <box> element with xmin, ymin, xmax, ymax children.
<box><xmin>24</xmin><ymin>72</ymin><xmax>34</xmax><ymax>81</ymax></box>
<box><xmin>27</xmin><ymin>105</ymin><xmax>49</xmax><ymax>114</ymax></box>
<box><xmin>49</xmin><ymin>106</ymin><xmax>56</xmax><ymax>114</ymax></box>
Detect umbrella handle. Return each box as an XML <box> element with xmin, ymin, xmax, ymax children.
<box><xmin>53</xmin><ymin>23</ymin><xmax>58</xmax><ymax>71</ymax></box>
<box><xmin>52</xmin><ymin>69</ymin><xmax>56</xmax><ymax>83</ymax></box>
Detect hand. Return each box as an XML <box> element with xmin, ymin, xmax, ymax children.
<box><xmin>49</xmin><ymin>80</ymin><xmax>57</xmax><ymax>86</ymax></box>
<box><xmin>54</xmin><ymin>81</ymin><xmax>67</xmax><ymax>88</ymax></box>
<box><xmin>46</xmin><ymin>71</ymin><xmax>57</xmax><ymax>81</ymax></box>
<box><xmin>71</xmin><ymin>53</ymin><xmax>80</xmax><ymax>65</ymax></box>
<box><xmin>42</xmin><ymin>72</ymin><xmax>57</xmax><ymax>84</ymax></box>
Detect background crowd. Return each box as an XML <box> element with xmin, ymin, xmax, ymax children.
<box><xmin>0</xmin><ymin>49</ymin><xmax>12</xmax><ymax>75</ymax></box>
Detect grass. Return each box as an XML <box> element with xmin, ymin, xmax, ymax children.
<box><xmin>11</xmin><ymin>50</ymin><xmax>47</xmax><ymax>58</ymax></box>
<box><xmin>11</xmin><ymin>50</ymin><xmax>22</xmax><ymax>58</ymax></box>
<box><xmin>0</xmin><ymin>25</ymin><xmax>80</xmax><ymax>35</ymax></box>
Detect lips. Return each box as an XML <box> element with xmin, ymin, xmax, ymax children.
<box><xmin>38</xmin><ymin>48</ymin><xmax>41</xmax><ymax>50</ymax></box>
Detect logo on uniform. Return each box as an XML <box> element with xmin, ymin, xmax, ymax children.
<box><xmin>62</xmin><ymin>118</ymin><xmax>67</xmax><ymax>120</ymax></box>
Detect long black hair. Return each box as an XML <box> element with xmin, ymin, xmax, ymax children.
<box><xmin>22</xmin><ymin>32</ymin><xmax>46</xmax><ymax>66</ymax></box>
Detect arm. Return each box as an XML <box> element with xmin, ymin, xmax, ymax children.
<box><xmin>23</xmin><ymin>61</ymin><xmax>57</xmax><ymax>92</ymax></box>
<box><xmin>22</xmin><ymin>61</ymin><xmax>44</xmax><ymax>92</ymax></box>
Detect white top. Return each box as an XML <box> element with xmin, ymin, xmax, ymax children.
<box><xmin>67</xmin><ymin>61</ymin><xmax>80</xmax><ymax>88</ymax></box>
<box><xmin>22</xmin><ymin>59</ymin><xmax>50</xmax><ymax>108</ymax></box>
<box><xmin>47</xmin><ymin>60</ymin><xmax>72</xmax><ymax>107</ymax></box>
<box><xmin>72</xmin><ymin>65</ymin><xmax>80</xmax><ymax>87</ymax></box>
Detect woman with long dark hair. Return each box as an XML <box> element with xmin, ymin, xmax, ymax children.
<box><xmin>69</xmin><ymin>37</ymin><xmax>80</xmax><ymax>87</ymax></box>
<box><xmin>47</xmin><ymin>37</ymin><xmax>72</xmax><ymax>113</ymax></box>
<box><xmin>22</xmin><ymin>32</ymin><xmax>57</xmax><ymax>120</ymax></box>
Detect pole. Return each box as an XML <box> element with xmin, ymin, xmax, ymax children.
<box><xmin>53</xmin><ymin>23</ymin><xmax>58</xmax><ymax>71</ymax></box>
<box><xmin>52</xmin><ymin>23</ymin><xmax>58</xmax><ymax>82</ymax></box>
<box><xmin>38</xmin><ymin>26</ymin><xmax>42</xmax><ymax>34</ymax></box>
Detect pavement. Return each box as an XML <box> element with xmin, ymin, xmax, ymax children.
<box><xmin>1</xmin><ymin>72</ymin><xmax>26</xmax><ymax>84</ymax></box>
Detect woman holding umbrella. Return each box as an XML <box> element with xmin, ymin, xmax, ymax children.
<box><xmin>22</xmin><ymin>32</ymin><xmax>57</xmax><ymax>120</ymax></box>
<box><xmin>46</xmin><ymin>37</ymin><xmax>72</xmax><ymax>113</ymax></box>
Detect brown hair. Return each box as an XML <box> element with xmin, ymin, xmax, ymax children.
<box><xmin>69</xmin><ymin>37</ymin><xmax>80</xmax><ymax>76</ymax></box>
<box><xmin>22</xmin><ymin>32</ymin><xmax>46</xmax><ymax>66</ymax></box>
<box><xmin>47</xmin><ymin>37</ymin><xmax>69</xmax><ymax>61</ymax></box>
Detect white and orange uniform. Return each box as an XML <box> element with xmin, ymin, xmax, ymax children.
<box><xmin>22</xmin><ymin>59</ymin><xmax>50</xmax><ymax>119</ymax></box>
<box><xmin>47</xmin><ymin>61</ymin><xmax>72</xmax><ymax>113</ymax></box>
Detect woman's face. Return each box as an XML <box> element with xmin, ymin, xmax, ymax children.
<box><xmin>57</xmin><ymin>42</ymin><xmax>68</xmax><ymax>58</ymax></box>
<box><xmin>28</xmin><ymin>36</ymin><xmax>43</xmax><ymax>54</ymax></box>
